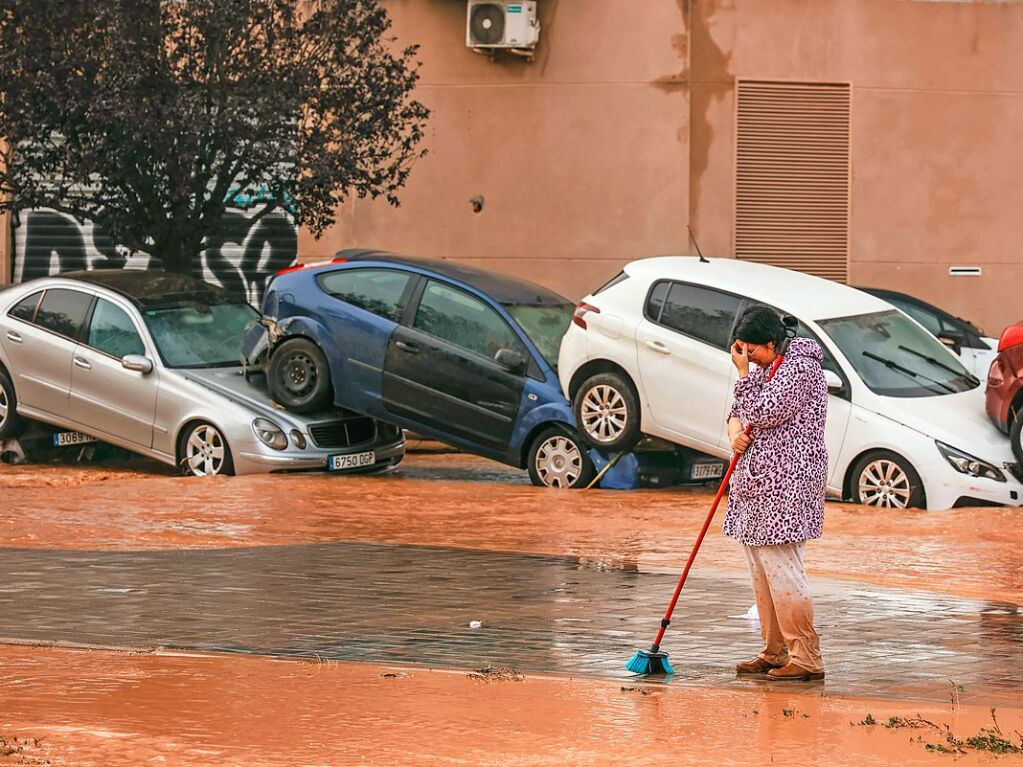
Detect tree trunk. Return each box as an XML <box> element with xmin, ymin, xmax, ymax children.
<box><xmin>154</xmin><ymin>234</ymin><xmax>188</xmax><ymax>274</ymax></box>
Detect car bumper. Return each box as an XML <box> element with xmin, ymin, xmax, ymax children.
<box><xmin>233</xmin><ymin>437</ymin><xmax>406</xmax><ymax>476</ymax></box>
<box><xmin>919</xmin><ymin>451</ymin><xmax>1023</xmax><ymax>510</ymax></box>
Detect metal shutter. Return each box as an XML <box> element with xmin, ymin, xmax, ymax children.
<box><xmin>735</xmin><ymin>80</ymin><xmax>850</xmax><ymax>282</ymax></box>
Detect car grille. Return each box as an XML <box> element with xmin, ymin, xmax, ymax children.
<box><xmin>308</xmin><ymin>416</ymin><xmax>377</xmax><ymax>449</ymax></box>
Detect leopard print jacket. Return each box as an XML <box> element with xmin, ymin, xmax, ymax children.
<box><xmin>723</xmin><ymin>337</ymin><xmax>828</xmax><ymax>547</ymax></box>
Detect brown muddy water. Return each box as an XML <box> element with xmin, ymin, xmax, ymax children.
<box><xmin>1</xmin><ymin>645</ymin><xmax>1020</xmax><ymax>767</ymax></box>
<box><xmin>1</xmin><ymin>453</ymin><xmax>1021</xmax><ymax>604</ymax></box>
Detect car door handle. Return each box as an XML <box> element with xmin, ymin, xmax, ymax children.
<box><xmin>395</xmin><ymin>340</ymin><xmax>419</xmax><ymax>354</ymax></box>
<box><xmin>6</xmin><ymin>331</ymin><xmax>22</xmax><ymax>344</ymax></box>
<box><xmin>73</xmin><ymin>356</ymin><xmax>92</xmax><ymax>370</ymax></box>
<box><xmin>645</xmin><ymin>340</ymin><xmax>671</xmax><ymax>355</ymax></box>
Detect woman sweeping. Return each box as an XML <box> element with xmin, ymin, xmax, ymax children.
<box><xmin>725</xmin><ymin>306</ymin><xmax>828</xmax><ymax>681</ymax></box>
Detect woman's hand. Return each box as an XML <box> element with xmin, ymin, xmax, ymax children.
<box><xmin>730</xmin><ymin>341</ymin><xmax>750</xmax><ymax>377</ymax></box>
<box><xmin>731</xmin><ymin>431</ymin><xmax>752</xmax><ymax>454</ymax></box>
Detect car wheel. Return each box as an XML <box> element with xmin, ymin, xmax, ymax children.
<box><xmin>1011</xmin><ymin>414</ymin><xmax>1023</xmax><ymax>467</ymax></box>
<box><xmin>573</xmin><ymin>372</ymin><xmax>642</xmax><ymax>452</ymax></box>
<box><xmin>849</xmin><ymin>450</ymin><xmax>925</xmax><ymax>509</ymax></box>
<box><xmin>179</xmin><ymin>422</ymin><xmax>234</xmax><ymax>477</ymax></box>
<box><xmin>0</xmin><ymin>369</ymin><xmax>27</xmax><ymax>441</ymax></box>
<box><xmin>267</xmin><ymin>338</ymin><xmax>333</xmax><ymax>413</ymax></box>
<box><xmin>527</xmin><ymin>427</ymin><xmax>596</xmax><ymax>489</ymax></box>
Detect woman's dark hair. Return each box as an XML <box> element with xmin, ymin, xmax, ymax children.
<box><xmin>731</xmin><ymin>305</ymin><xmax>798</xmax><ymax>347</ymax></box>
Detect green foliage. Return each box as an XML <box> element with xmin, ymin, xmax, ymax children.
<box><xmin>0</xmin><ymin>0</ymin><xmax>428</xmax><ymax>273</ymax></box>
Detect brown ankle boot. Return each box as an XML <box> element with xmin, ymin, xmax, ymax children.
<box><xmin>766</xmin><ymin>663</ymin><xmax>825</xmax><ymax>681</ymax></box>
<box><xmin>735</xmin><ymin>657</ymin><xmax>785</xmax><ymax>675</ymax></box>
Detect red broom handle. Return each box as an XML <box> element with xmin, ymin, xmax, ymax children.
<box><xmin>649</xmin><ymin>354</ymin><xmax>784</xmax><ymax>651</ymax></box>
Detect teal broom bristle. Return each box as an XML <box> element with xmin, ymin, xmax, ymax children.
<box><xmin>625</xmin><ymin>650</ymin><xmax>675</xmax><ymax>675</ymax></box>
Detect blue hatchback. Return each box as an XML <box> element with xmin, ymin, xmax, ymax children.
<box><xmin>248</xmin><ymin>249</ymin><xmax>595</xmax><ymax>487</ymax></box>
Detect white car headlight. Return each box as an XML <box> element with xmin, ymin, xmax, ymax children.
<box><xmin>252</xmin><ymin>417</ymin><xmax>288</xmax><ymax>450</ymax></box>
<box><xmin>936</xmin><ymin>441</ymin><xmax>1006</xmax><ymax>483</ymax></box>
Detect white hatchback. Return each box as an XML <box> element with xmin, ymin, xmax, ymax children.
<box><xmin>558</xmin><ymin>257</ymin><xmax>1023</xmax><ymax>510</ymax></box>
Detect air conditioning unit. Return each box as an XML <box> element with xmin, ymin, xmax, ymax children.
<box><xmin>466</xmin><ymin>1</ymin><xmax>540</xmax><ymax>52</ymax></box>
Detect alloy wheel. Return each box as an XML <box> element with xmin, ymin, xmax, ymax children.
<box><xmin>579</xmin><ymin>384</ymin><xmax>628</xmax><ymax>444</ymax></box>
<box><xmin>0</xmin><ymin>387</ymin><xmax>8</xmax><ymax>431</ymax></box>
<box><xmin>858</xmin><ymin>459</ymin><xmax>911</xmax><ymax>508</ymax></box>
<box><xmin>534</xmin><ymin>435</ymin><xmax>584</xmax><ymax>488</ymax></box>
<box><xmin>184</xmin><ymin>425</ymin><xmax>227</xmax><ymax>477</ymax></box>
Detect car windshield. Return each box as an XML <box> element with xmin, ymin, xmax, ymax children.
<box><xmin>144</xmin><ymin>302</ymin><xmax>258</xmax><ymax>368</ymax></box>
<box><xmin>818</xmin><ymin>310</ymin><xmax>979</xmax><ymax>397</ymax></box>
<box><xmin>504</xmin><ymin>303</ymin><xmax>574</xmax><ymax>371</ymax></box>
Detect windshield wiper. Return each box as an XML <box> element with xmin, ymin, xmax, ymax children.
<box><xmin>897</xmin><ymin>344</ymin><xmax>979</xmax><ymax>387</ymax></box>
<box><xmin>862</xmin><ymin>350</ymin><xmax>956</xmax><ymax>394</ymax></box>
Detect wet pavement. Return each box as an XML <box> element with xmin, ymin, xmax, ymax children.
<box><xmin>0</xmin><ymin>540</ymin><xmax>1020</xmax><ymax>707</ymax></box>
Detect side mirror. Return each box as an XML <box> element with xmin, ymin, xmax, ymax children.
<box><xmin>495</xmin><ymin>348</ymin><xmax>526</xmax><ymax>374</ymax></box>
<box><xmin>122</xmin><ymin>354</ymin><xmax>154</xmax><ymax>374</ymax></box>
<box><xmin>937</xmin><ymin>332</ymin><xmax>963</xmax><ymax>355</ymax></box>
<box><xmin>823</xmin><ymin>370</ymin><xmax>844</xmax><ymax>392</ymax></box>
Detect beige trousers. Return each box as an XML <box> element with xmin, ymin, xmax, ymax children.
<box><xmin>743</xmin><ymin>542</ymin><xmax>824</xmax><ymax>673</ymax></box>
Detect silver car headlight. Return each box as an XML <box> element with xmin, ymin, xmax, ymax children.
<box><xmin>289</xmin><ymin>429</ymin><xmax>307</xmax><ymax>450</ymax></box>
<box><xmin>936</xmin><ymin>442</ymin><xmax>1006</xmax><ymax>483</ymax></box>
<box><xmin>252</xmin><ymin>418</ymin><xmax>288</xmax><ymax>451</ymax></box>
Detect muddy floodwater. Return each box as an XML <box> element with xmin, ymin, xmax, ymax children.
<box><xmin>1</xmin><ymin>645</ymin><xmax>1021</xmax><ymax>767</ymax></box>
<box><xmin>1</xmin><ymin>451</ymin><xmax>1021</xmax><ymax>765</ymax></box>
<box><xmin>1</xmin><ymin>452</ymin><xmax>1021</xmax><ymax>604</ymax></box>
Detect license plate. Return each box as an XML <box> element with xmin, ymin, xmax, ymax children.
<box><xmin>329</xmin><ymin>451</ymin><xmax>376</xmax><ymax>471</ymax></box>
<box><xmin>691</xmin><ymin>462</ymin><xmax>724</xmax><ymax>480</ymax></box>
<box><xmin>52</xmin><ymin>431</ymin><xmax>98</xmax><ymax>447</ymax></box>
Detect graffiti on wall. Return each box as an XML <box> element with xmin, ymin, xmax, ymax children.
<box><xmin>11</xmin><ymin>208</ymin><xmax>298</xmax><ymax>304</ymax></box>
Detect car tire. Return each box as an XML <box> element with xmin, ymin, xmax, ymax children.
<box><xmin>572</xmin><ymin>371</ymin><xmax>642</xmax><ymax>452</ymax></box>
<box><xmin>849</xmin><ymin>450</ymin><xmax>925</xmax><ymax>509</ymax></box>
<box><xmin>527</xmin><ymin>427</ymin><xmax>596</xmax><ymax>489</ymax></box>
<box><xmin>179</xmin><ymin>422</ymin><xmax>235</xmax><ymax>477</ymax></box>
<box><xmin>1011</xmin><ymin>414</ymin><xmax>1023</xmax><ymax>467</ymax></box>
<box><xmin>267</xmin><ymin>338</ymin><xmax>333</xmax><ymax>413</ymax></box>
<box><xmin>0</xmin><ymin>369</ymin><xmax>27</xmax><ymax>441</ymax></box>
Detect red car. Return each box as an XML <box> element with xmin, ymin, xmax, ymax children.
<box><xmin>986</xmin><ymin>320</ymin><xmax>1023</xmax><ymax>464</ymax></box>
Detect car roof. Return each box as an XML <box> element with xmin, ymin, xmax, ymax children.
<box><xmin>53</xmin><ymin>269</ymin><xmax>240</xmax><ymax>310</ymax></box>
<box><xmin>334</xmin><ymin>249</ymin><xmax>571</xmax><ymax>306</ymax></box>
<box><xmin>624</xmin><ymin>257</ymin><xmax>892</xmax><ymax>321</ymax></box>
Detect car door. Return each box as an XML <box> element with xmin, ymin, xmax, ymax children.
<box><xmin>314</xmin><ymin>267</ymin><xmax>417</xmax><ymax>408</ymax></box>
<box><xmin>69</xmin><ymin>297</ymin><xmax>159</xmax><ymax>448</ymax></box>
<box><xmin>3</xmin><ymin>288</ymin><xmax>93</xmax><ymax>416</ymax></box>
<box><xmin>635</xmin><ymin>281</ymin><xmax>743</xmax><ymax>450</ymax></box>
<box><xmin>382</xmin><ymin>279</ymin><xmax>527</xmax><ymax>451</ymax></box>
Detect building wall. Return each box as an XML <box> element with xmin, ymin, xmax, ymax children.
<box><xmin>684</xmin><ymin>0</ymin><xmax>1023</xmax><ymax>335</ymax></box>
<box><xmin>299</xmin><ymin>0</ymin><xmax>694</xmax><ymax>302</ymax></box>
<box><xmin>303</xmin><ymin>0</ymin><xmax>1022</xmax><ymax>336</ymax></box>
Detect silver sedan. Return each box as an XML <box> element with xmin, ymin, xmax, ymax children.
<box><xmin>0</xmin><ymin>270</ymin><xmax>405</xmax><ymax>476</ymax></box>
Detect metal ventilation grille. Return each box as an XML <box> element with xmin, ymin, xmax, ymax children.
<box><xmin>735</xmin><ymin>80</ymin><xmax>850</xmax><ymax>282</ymax></box>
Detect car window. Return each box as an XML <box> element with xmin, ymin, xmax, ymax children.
<box><xmin>645</xmin><ymin>281</ymin><xmax>670</xmax><ymax>321</ymax></box>
<box><xmin>658</xmin><ymin>283</ymin><xmax>743</xmax><ymax>349</ymax></box>
<box><xmin>8</xmin><ymin>291</ymin><xmax>43</xmax><ymax>323</ymax></box>
<box><xmin>87</xmin><ymin>299</ymin><xmax>146</xmax><ymax>359</ymax></box>
<box><xmin>317</xmin><ymin>268</ymin><xmax>410</xmax><ymax>323</ymax></box>
<box><xmin>892</xmin><ymin>299</ymin><xmax>943</xmax><ymax>336</ymax></box>
<box><xmin>35</xmin><ymin>289</ymin><xmax>93</xmax><ymax>340</ymax></box>
<box><xmin>414</xmin><ymin>280</ymin><xmax>523</xmax><ymax>361</ymax></box>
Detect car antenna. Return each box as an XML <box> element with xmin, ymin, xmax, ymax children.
<box><xmin>688</xmin><ymin>225</ymin><xmax>710</xmax><ymax>263</ymax></box>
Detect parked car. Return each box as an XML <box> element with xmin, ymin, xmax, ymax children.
<box><xmin>985</xmin><ymin>320</ymin><xmax>1023</xmax><ymax>465</ymax></box>
<box><xmin>558</xmin><ymin>257</ymin><xmax>1023</xmax><ymax>510</ymax></box>
<box><xmin>0</xmin><ymin>270</ymin><xmax>405</xmax><ymax>476</ymax></box>
<box><xmin>858</xmin><ymin>287</ymin><xmax>998</xmax><ymax>379</ymax></box>
<box><xmin>245</xmin><ymin>250</ymin><xmax>597</xmax><ymax>488</ymax></box>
